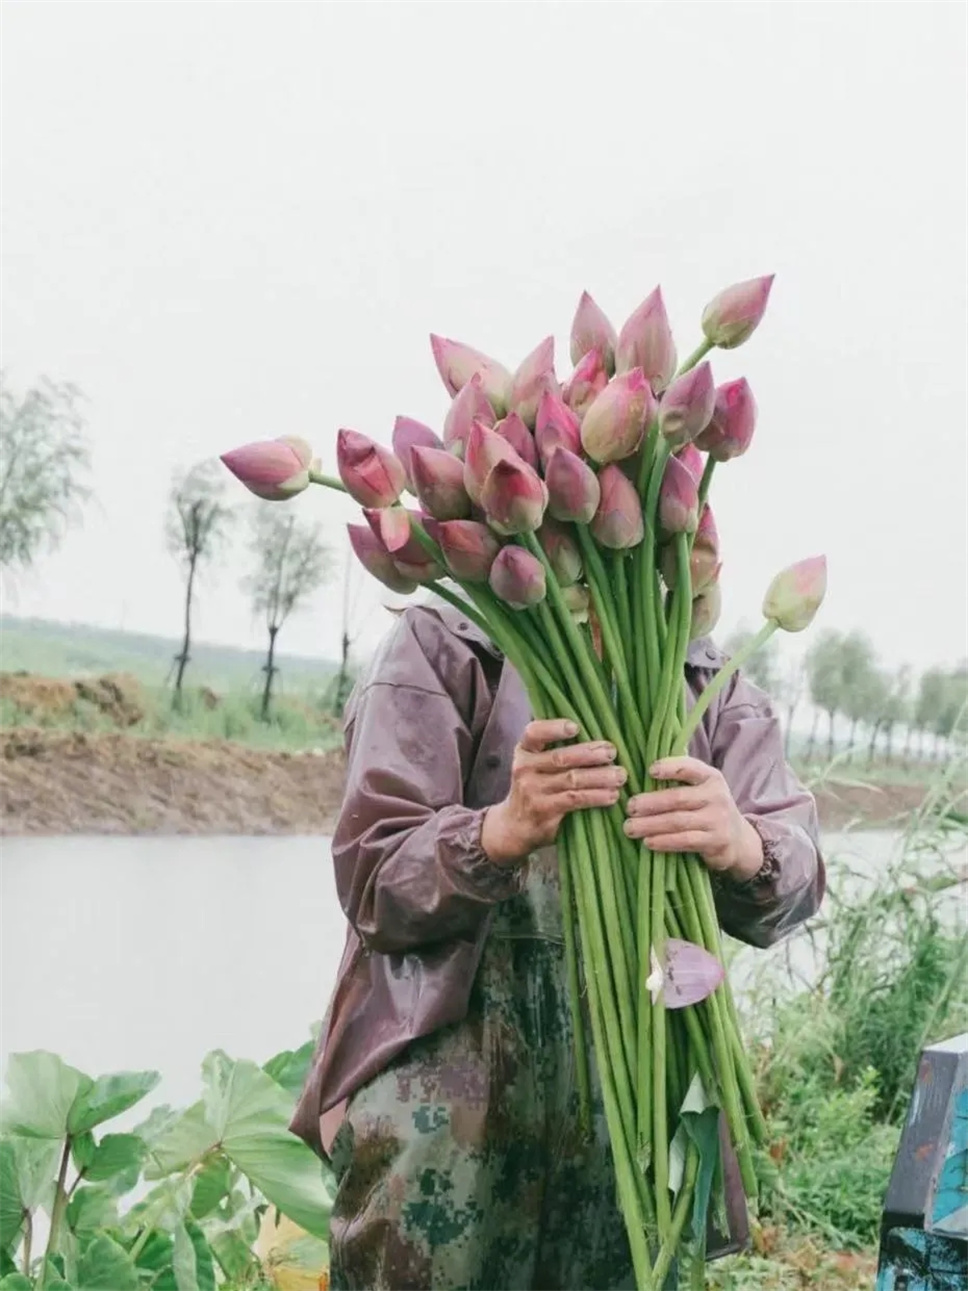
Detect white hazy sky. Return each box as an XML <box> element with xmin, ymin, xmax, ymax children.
<box><xmin>2</xmin><ymin>1</ymin><xmax>966</xmax><ymax>673</ymax></box>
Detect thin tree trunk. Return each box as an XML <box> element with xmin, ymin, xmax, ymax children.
<box><xmin>827</xmin><ymin>709</ymin><xmax>836</xmax><ymax>760</ymax></box>
<box><xmin>334</xmin><ymin>629</ymin><xmax>351</xmax><ymax>716</ymax></box>
<box><xmin>885</xmin><ymin>723</ymin><xmax>895</xmax><ymax>766</ymax></box>
<box><xmin>806</xmin><ymin>710</ymin><xmax>820</xmax><ymax>761</ymax></box>
<box><xmin>902</xmin><ymin>724</ymin><xmax>913</xmax><ymax>769</ymax></box>
<box><xmin>260</xmin><ymin>623</ymin><xmax>279</xmax><ymax>722</ymax></box>
<box><xmin>847</xmin><ymin>716</ymin><xmax>859</xmax><ymax>762</ymax></box>
<box><xmin>173</xmin><ymin>554</ymin><xmax>197</xmax><ymax>706</ymax></box>
<box><xmin>867</xmin><ymin>720</ymin><xmax>881</xmax><ymax>767</ymax></box>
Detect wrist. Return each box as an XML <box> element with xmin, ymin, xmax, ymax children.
<box><xmin>724</xmin><ymin>818</ymin><xmax>765</xmax><ymax>882</ymax></box>
<box><xmin>481</xmin><ymin>801</ymin><xmax>531</xmax><ymax>868</ymax></box>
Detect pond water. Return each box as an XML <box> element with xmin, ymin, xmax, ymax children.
<box><xmin>1</xmin><ymin>830</ymin><xmax>964</xmax><ymax>1124</ymax></box>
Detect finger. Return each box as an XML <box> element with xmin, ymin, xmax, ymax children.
<box><xmin>627</xmin><ymin>786</ymin><xmax>705</xmax><ymax>816</ymax></box>
<box><xmin>518</xmin><ymin>719</ymin><xmax>580</xmax><ymax>753</ymax></box>
<box><xmin>630</xmin><ymin>810</ymin><xmax>712</xmax><ymax>838</ymax></box>
<box><xmin>649</xmin><ymin>756</ymin><xmax>717</xmax><ymax>786</ymax></box>
<box><xmin>552</xmin><ymin>787</ymin><xmax>624</xmax><ymax>813</ymax></box>
<box><xmin>623</xmin><ymin>824</ymin><xmax>709</xmax><ymax>851</ymax></box>
<box><xmin>544</xmin><ymin>766</ymin><xmax>628</xmax><ymax>795</ymax></box>
<box><xmin>531</xmin><ymin>741</ymin><xmax>617</xmax><ymax>772</ymax></box>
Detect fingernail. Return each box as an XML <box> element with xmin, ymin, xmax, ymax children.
<box><xmin>603</xmin><ymin>743</ymin><xmax>617</xmax><ymax>759</ymax></box>
<box><xmin>623</xmin><ymin>820</ymin><xmax>634</xmax><ymax>834</ymax></box>
<box><xmin>608</xmin><ymin>790</ymin><xmax>621</xmax><ymax>803</ymax></box>
<box><xmin>612</xmin><ymin>768</ymin><xmax>628</xmax><ymax>784</ymax></box>
<box><xmin>563</xmin><ymin>721</ymin><xmax>579</xmax><ymax>736</ymax></box>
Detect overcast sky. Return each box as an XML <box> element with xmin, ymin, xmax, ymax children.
<box><xmin>2</xmin><ymin>1</ymin><xmax>966</xmax><ymax>674</ymax></box>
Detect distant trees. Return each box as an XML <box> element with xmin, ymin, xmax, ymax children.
<box><xmin>0</xmin><ymin>374</ymin><xmax>90</xmax><ymax>572</ymax></box>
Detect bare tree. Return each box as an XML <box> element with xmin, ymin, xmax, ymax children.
<box><xmin>244</xmin><ymin>508</ymin><xmax>331</xmax><ymax>721</ymax></box>
<box><xmin>0</xmin><ymin>374</ymin><xmax>90</xmax><ymax>572</ymax></box>
<box><xmin>165</xmin><ymin>461</ymin><xmax>234</xmax><ymax>704</ymax></box>
<box><xmin>777</xmin><ymin>658</ymin><xmax>806</xmax><ymax>758</ymax></box>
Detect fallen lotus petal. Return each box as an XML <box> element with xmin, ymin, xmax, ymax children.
<box><xmin>615</xmin><ymin>287</ymin><xmax>677</xmax><ymax>392</ymax></box>
<box><xmin>538</xmin><ymin>517</ymin><xmax>583</xmax><ymax>586</ymax></box>
<box><xmin>562</xmin><ymin>346</ymin><xmax>609</xmax><ymax>420</ymax></box>
<box><xmin>658</xmin><ymin>361</ymin><xmax>716</xmax><ymax>450</ymax></box>
<box><xmin>695</xmin><ymin>378</ymin><xmax>757</xmax><ymax>462</ymax></box>
<box><xmin>463</xmin><ymin>421</ymin><xmax>522</xmax><ymax>505</ymax></box>
<box><xmin>410</xmin><ymin>446</ymin><xmax>472</xmax><ymax>521</ymax></box>
<box><xmin>430</xmin><ymin>334</ymin><xmax>513</xmax><ymax>415</ymax></box>
<box><xmin>690</xmin><ymin>581</ymin><xmax>723</xmax><ymax>639</ymax></box>
<box><xmin>480</xmin><ymin>457</ymin><xmax>548</xmax><ymax>536</ymax></box>
<box><xmin>535</xmin><ymin>388</ymin><xmax>582</xmax><ymax>466</ymax></box>
<box><xmin>337</xmin><ymin>429</ymin><xmax>406</xmax><ymax>508</ymax></box>
<box><xmin>347</xmin><ymin>523</ymin><xmax>418</xmax><ymax>594</ymax></box>
<box><xmin>675</xmin><ymin>443</ymin><xmax>706</xmax><ymax>485</ymax></box>
<box><xmin>571</xmin><ymin>291</ymin><xmax>617</xmax><ymax>375</ymax></box>
<box><xmin>433</xmin><ymin>519</ymin><xmax>501</xmax><ymax>582</ymax></box>
<box><xmin>762</xmin><ymin>555</ymin><xmax>827</xmax><ymax>632</ymax></box>
<box><xmin>495</xmin><ymin>411</ymin><xmax>540</xmax><ymax>471</ymax></box>
<box><xmin>220</xmin><ymin>437</ymin><xmax>313</xmax><ymax>502</ymax></box>
<box><xmin>363</xmin><ymin>505</ymin><xmax>413</xmax><ymax>554</ymax></box>
<box><xmin>659</xmin><ymin>454</ymin><xmax>700</xmax><ymax>535</ymax></box>
<box><xmin>545</xmin><ymin>448</ymin><xmax>601</xmax><ymax>525</ymax></box>
<box><xmin>489</xmin><ymin>545</ymin><xmax>547</xmax><ymax>609</ymax></box>
<box><xmin>590</xmin><ymin>464</ymin><xmax>644</xmax><ymax>549</ymax></box>
<box><xmin>392</xmin><ymin>417</ymin><xmax>442</xmax><ymax>491</ymax></box>
<box><xmin>701</xmin><ymin>274</ymin><xmax>775</xmax><ymax>350</ymax></box>
<box><xmin>646</xmin><ymin>946</ymin><xmax>664</xmax><ymax>1004</ymax></box>
<box><xmin>581</xmin><ymin>369</ymin><xmax>655</xmax><ymax>464</ymax></box>
<box><xmin>443</xmin><ymin>373</ymin><xmax>496</xmax><ymax>457</ymax></box>
<box><xmin>661</xmin><ymin>939</ymin><xmax>726</xmax><ymax>1008</ymax></box>
<box><xmin>510</xmin><ymin>336</ymin><xmax>557</xmax><ymax>428</ymax></box>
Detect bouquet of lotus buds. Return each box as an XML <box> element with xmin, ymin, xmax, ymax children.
<box><xmin>222</xmin><ymin>275</ymin><xmax>827</xmax><ymax>1289</ymax></box>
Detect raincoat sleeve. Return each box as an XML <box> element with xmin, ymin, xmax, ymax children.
<box><xmin>708</xmin><ymin>671</ymin><xmax>826</xmax><ymax>948</ymax></box>
<box><xmin>332</xmin><ymin>607</ymin><xmax>525</xmax><ymax>955</ymax></box>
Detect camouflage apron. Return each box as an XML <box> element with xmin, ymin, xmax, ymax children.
<box><xmin>327</xmin><ymin>851</ymin><xmax>638</xmax><ymax>1291</ymax></box>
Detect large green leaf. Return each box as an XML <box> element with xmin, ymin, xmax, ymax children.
<box><xmin>81</xmin><ymin>1135</ymin><xmax>146</xmax><ymax>1187</ymax></box>
<box><xmin>129</xmin><ymin>1106</ymin><xmax>180</xmax><ymax>1149</ymax></box>
<box><xmin>189</xmin><ymin>1157</ymin><xmax>230</xmax><ymax>1221</ymax></box>
<box><xmin>171</xmin><ymin>1221</ymin><xmax>215</xmax><ymax>1291</ymax></box>
<box><xmin>67</xmin><ymin>1072</ymin><xmax>160</xmax><ymax>1137</ymax></box>
<box><xmin>262</xmin><ymin>1039</ymin><xmax>315</xmax><ymax>1099</ymax></box>
<box><xmin>75</xmin><ymin>1235</ymin><xmax>138</xmax><ymax>1291</ymax></box>
<box><xmin>670</xmin><ymin>1074</ymin><xmax>721</xmax><ymax>1248</ymax></box>
<box><xmin>124</xmin><ymin>1175</ymin><xmax>194</xmax><ymax>1238</ymax></box>
<box><xmin>66</xmin><ymin>1184</ymin><xmax>119</xmax><ymax>1233</ymax></box>
<box><xmin>0</xmin><ymin>1142</ymin><xmax>24</xmax><ymax>1254</ymax></box>
<box><xmin>0</xmin><ymin>1274</ymin><xmax>33</xmax><ymax>1291</ymax></box>
<box><xmin>1</xmin><ymin>1054</ymin><xmax>90</xmax><ymax>1140</ymax></box>
<box><xmin>206</xmin><ymin>1229</ymin><xmax>258</xmax><ymax>1284</ymax></box>
<box><xmin>144</xmin><ymin>1105</ymin><xmax>217</xmax><ymax>1181</ymax></box>
<box><xmin>0</xmin><ymin>1135</ymin><xmax>61</xmax><ymax>1253</ymax></box>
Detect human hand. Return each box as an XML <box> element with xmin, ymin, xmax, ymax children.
<box><xmin>482</xmin><ymin>719</ymin><xmax>627</xmax><ymax>866</ymax></box>
<box><xmin>623</xmin><ymin>756</ymin><xmax>763</xmax><ymax>880</ymax></box>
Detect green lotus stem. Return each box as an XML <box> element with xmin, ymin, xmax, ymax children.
<box><xmin>676</xmin><ymin>338</ymin><xmax>714</xmax><ymax>378</ymax></box>
<box><xmin>650</xmin><ymin>845</ymin><xmax>672</xmax><ymax>1236</ymax></box>
<box><xmin>611</xmin><ymin>550</ymin><xmax>634</xmax><ymax>649</ymax></box>
<box><xmin>555</xmin><ymin>792</ymin><xmax>593</xmax><ymax>1140</ymax></box>
<box><xmin>308</xmin><ymin>468</ymin><xmax>347</xmax><ymax>492</ymax></box>
<box><xmin>640</xmin><ymin>440</ymin><xmax>672</xmax><ymax>712</ymax></box>
<box><xmin>587</xmin><ymin>809</ymin><xmax>638</xmax><ymax>1078</ymax></box>
<box><xmin>678</xmin><ymin>620</ymin><xmax>778</xmax><ymax>750</ymax></box>
<box><xmin>662</xmin><ymin>535</ymin><xmax>694</xmax><ymax>753</ymax></box>
<box><xmin>651</xmin><ymin>1140</ymin><xmax>699</xmax><ymax>1288</ymax></box>
<box><xmin>697</xmin><ymin>456</ymin><xmax>716</xmax><ymax>514</ymax></box>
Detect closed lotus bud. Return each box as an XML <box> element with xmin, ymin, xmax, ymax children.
<box><xmin>570</xmin><ymin>291</ymin><xmax>617</xmax><ymax>375</ymax></box>
<box><xmin>661</xmin><ymin>504</ymin><xmax>721</xmax><ymax>593</ymax></box>
<box><xmin>430</xmin><ymin>334</ymin><xmax>513</xmax><ymax>415</ymax></box>
<box><xmin>538</xmin><ymin>518</ymin><xmax>583</xmax><ymax>586</ymax></box>
<box><xmin>675</xmin><ymin>443</ymin><xmax>705</xmax><ymax>484</ymax></box>
<box><xmin>494</xmin><ymin>412</ymin><xmax>539</xmax><ymax>472</ymax></box>
<box><xmin>480</xmin><ymin>457</ymin><xmax>548</xmax><ymax>536</ymax></box>
<box><xmin>390</xmin><ymin>521</ymin><xmax>445</xmax><ymax>584</ymax></box>
<box><xmin>562</xmin><ymin>347</ymin><xmax>609</xmax><ymax>420</ymax></box>
<box><xmin>695</xmin><ymin>378</ymin><xmax>757</xmax><ymax>462</ymax></box>
<box><xmin>489</xmin><ymin>545</ymin><xmax>546</xmax><ymax>609</ymax></box>
<box><xmin>562</xmin><ymin>582</ymin><xmax>591</xmax><ymax>624</ymax></box>
<box><xmin>509</xmin><ymin>337</ymin><xmax>556</xmax><ymax>428</ymax></box>
<box><xmin>443</xmin><ymin>374</ymin><xmax>495</xmax><ymax>458</ymax></box>
<box><xmin>409</xmin><ymin>446</ymin><xmax>471</xmax><ymax>521</ymax></box>
<box><xmin>615</xmin><ymin>287</ymin><xmax>677</xmax><ymax>392</ymax></box>
<box><xmin>762</xmin><ymin>555</ymin><xmax>827</xmax><ymax>632</ymax></box>
<box><xmin>581</xmin><ymin>369</ymin><xmax>655</xmax><ymax>464</ymax></box>
<box><xmin>433</xmin><ymin>519</ymin><xmax>501</xmax><ymax>582</ymax></box>
<box><xmin>590</xmin><ymin>464</ymin><xmax>644</xmax><ymax>549</ymax></box>
<box><xmin>658</xmin><ymin>361</ymin><xmax>716</xmax><ymax>450</ymax></box>
<box><xmin>690</xmin><ymin>582</ymin><xmax>722</xmax><ymax>640</ymax></box>
<box><xmin>545</xmin><ymin>448</ymin><xmax>601</xmax><ymax>525</ymax></box>
<box><xmin>336</xmin><ymin>429</ymin><xmax>406</xmax><ymax>508</ymax></box>
<box><xmin>221</xmin><ymin>436</ymin><xmax>313</xmax><ymax>502</ymax></box>
<box><xmin>363</xmin><ymin>505</ymin><xmax>413</xmax><ymax>554</ymax></box>
<box><xmin>645</xmin><ymin>940</ymin><xmax>725</xmax><ymax>1008</ymax></box>
<box><xmin>347</xmin><ymin>523</ymin><xmax>419</xmax><ymax>595</ymax></box>
<box><xmin>391</xmin><ymin>417</ymin><xmax>442</xmax><ymax>491</ymax></box>
<box><xmin>701</xmin><ymin>275</ymin><xmax>775</xmax><ymax>350</ymax></box>
<box><xmin>535</xmin><ymin>388</ymin><xmax>582</xmax><ymax>467</ymax></box>
<box><xmin>463</xmin><ymin>421</ymin><xmax>521</xmax><ymax>505</ymax></box>
<box><xmin>659</xmin><ymin>454</ymin><xmax>700</xmax><ymax>534</ymax></box>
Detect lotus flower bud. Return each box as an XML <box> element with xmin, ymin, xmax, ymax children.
<box><xmin>645</xmin><ymin>940</ymin><xmax>725</xmax><ymax>1008</ymax></box>
<box><xmin>347</xmin><ymin>523</ymin><xmax>419</xmax><ymax>595</ymax></box>
<box><xmin>658</xmin><ymin>361</ymin><xmax>716</xmax><ymax>450</ymax></box>
<box><xmin>694</xmin><ymin>378</ymin><xmax>757</xmax><ymax>462</ymax></box>
<box><xmin>391</xmin><ymin>417</ymin><xmax>442</xmax><ymax>492</ymax></box>
<box><xmin>221</xmin><ymin>436</ymin><xmax>313</xmax><ymax>501</ymax></box>
<box><xmin>590</xmin><ymin>464</ymin><xmax>644</xmax><ymax>549</ymax></box>
<box><xmin>675</xmin><ymin>443</ymin><xmax>705</xmax><ymax>485</ymax></box>
<box><xmin>336</xmin><ymin>429</ymin><xmax>406</xmax><ymax>508</ymax></box>
<box><xmin>762</xmin><ymin>555</ymin><xmax>827</xmax><ymax>632</ymax></box>
<box><xmin>689</xmin><ymin>582</ymin><xmax>722</xmax><ymax>640</ymax></box>
<box><xmin>409</xmin><ymin>446</ymin><xmax>472</xmax><ymax>521</ymax></box>
<box><xmin>545</xmin><ymin>448</ymin><xmax>601</xmax><ymax>525</ymax></box>
<box><xmin>663</xmin><ymin>502</ymin><xmax>721</xmax><ymax>591</ymax></box>
<box><xmin>509</xmin><ymin>337</ymin><xmax>557</xmax><ymax>428</ymax></box>
<box><xmin>562</xmin><ymin>582</ymin><xmax>591</xmax><ymax>624</ymax></box>
<box><xmin>443</xmin><ymin>374</ymin><xmax>495</xmax><ymax>458</ymax></box>
<box><xmin>659</xmin><ymin>455</ymin><xmax>700</xmax><ymax>535</ymax></box>
<box><xmin>701</xmin><ymin>275</ymin><xmax>775</xmax><ymax>350</ymax></box>
<box><xmin>489</xmin><ymin>545</ymin><xmax>547</xmax><ymax>609</ymax></box>
<box><xmin>363</xmin><ymin>506</ymin><xmax>413</xmax><ymax>554</ymax></box>
<box><xmin>615</xmin><ymin>287</ymin><xmax>677</xmax><ymax>393</ymax></box>
<box><xmin>537</xmin><ymin>518</ymin><xmax>583</xmax><ymax>587</ymax></box>
<box><xmin>433</xmin><ymin>519</ymin><xmax>501</xmax><ymax>583</ymax></box>
<box><xmin>581</xmin><ymin>369</ymin><xmax>655</xmax><ymax>464</ymax></box>
<box><xmin>494</xmin><ymin>412</ymin><xmax>539</xmax><ymax>472</ymax></box>
<box><xmin>534</xmin><ymin>388</ymin><xmax>582</xmax><ymax>467</ymax></box>
<box><xmin>570</xmin><ymin>291</ymin><xmax>617</xmax><ymax>375</ymax></box>
<box><xmin>430</xmin><ymin>334</ymin><xmax>513</xmax><ymax>416</ymax></box>
<box><xmin>463</xmin><ymin>421</ymin><xmax>521</xmax><ymax>505</ymax></box>
<box><xmin>389</xmin><ymin>520</ymin><xmax>445</xmax><ymax>584</ymax></box>
<box><xmin>562</xmin><ymin>347</ymin><xmax>609</xmax><ymax>420</ymax></box>
<box><xmin>480</xmin><ymin>458</ymin><xmax>548</xmax><ymax>536</ymax></box>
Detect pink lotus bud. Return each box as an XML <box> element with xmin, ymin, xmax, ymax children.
<box><xmin>534</xmin><ymin>388</ymin><xmax>582</xmax><ymax>467</ymax></box>
<box><xmin>659</xmin><ymin>455</ymin><xmax>700</xmax><ymax>535</ymax></box>
<box><xmin>347</xmin><ymin>523</ymin><xmax>419</xmax><ymax>595</ymax></box>
<box><xmin>389</xmin><ymin>518</ymin><xmax>445</xmax><ymax>584</ymax></box>
<box><xmin>443</xmin><ymin>374</ymin><xmax>495</xmax><ymax>458</ymax></box>
<box><xmin>562</xmin><ymin>347</ymin><xmax>609</xmax><ymax>420</ymax></box>
<box><xmin>463</xmin><ymin>421</ymin><xmax>521</xmax><ymax>505</ymax></box>
<box><xmin>646</xmin><ymin>940</ymin><xmax>725</xmax><ymax>1008</ymax></box>
<box><xmin>489</xmin><ymin>545</ymin><xmax>547</xmax><ymax>609</ymax></box>
<box><xmin>391</xmin><ymin>417</ymin><xmax>442</xmax><ymax>491</ymax></box>
<box><xmin>590</xmin><ymin>464</ymin><xmax>644</xmax><ymax>549</ymax></box>
<box><xmin>545</xmin><ymin>448</ymin><xmax>601</xmax><ymax>525</ymax></box>
<box><xmin>537</xmin><ymin>518</ymin><xmax>583</xmax><ymax>586</ymax></box>
<box><xmin>658</xmin><ymin>361</ymin><xmax>716</xmax><ymax>450</ymax></box>
<box><xmin>433</xmin><ymin>519</ymin><xmax>501</xmax><ymax>583</ymax></box>
<box><xmin>615</xmin><ymin>287</ymin><xmax>677</xmax><ymax>393</ymax></box>
<box><xmin>661</xmin><ymin>505</ymin><xmax>721</xmax><ymax>593</ymax></box>
<box><xmin>762</xmin><ymin>555</ymin><xmax>827</xmax><ymax>632</ymax></box>
<box><xmin>221</xmin><ymin>436</ymin><xmax>313</xmax><ymax>502</ymax></box>
<box><xmin>675</xmin><ymin>443</ymin><xmax>705</xmax><ymax>485</ymax></box>
<box><xmin>494</xmin><ymin>412</ymin><xmax>539</xmax><ymax>472</ymax></box>
<box><xmin>570</xmin><ymin>291</ymin><xmax>617</xmax><ymax>375</ymax></box>
<box><xmin>363</xmin><ymin>505</ymin><xmax>413</xmax><ymax>554</ymax></box>
<box><xmin>430</xmin><ymin>334</ymin><xmax>513</xmax><ymax>416</ymax></box>
<box><xmin>509</xmin><ymin>337</ymin><xmax>557</xmax><ymax>429</ymax></box>
<box><xmin>410</xmin><ymin>446</ymin><xmax>471</xmax><ymax>521</ymax></box>
<box><xmin>701</xmin><ymin>275</ymin><xmax>775</xmax><ymax>350</ymax></box>
<box><xmin>690</xmin><ymin>582</ymin><xmax>722</xmax><ymax>640</ymax></box>
<box><xmin>581</xmin><ymin>369</ymin><xmax>655</xmax><ymax>464</ymax></box>
<box><xmin>695</xmin><ymin>378</ymin><xmax>757</xmax><ymax>462</ymax></box>
<box><xmin>480</xmin><ymin>458</ymin><xmax>548</xmax><ymax>536</ymax></box>
<box><xmin>336</xmin><ymin>429</ymin><xmax>406</xmax><ymax>508</ymax></box>
<box><xmin>562</xmin><ymin>582</ymin><xmax>591</xmax><ymax>623</ymax></box>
